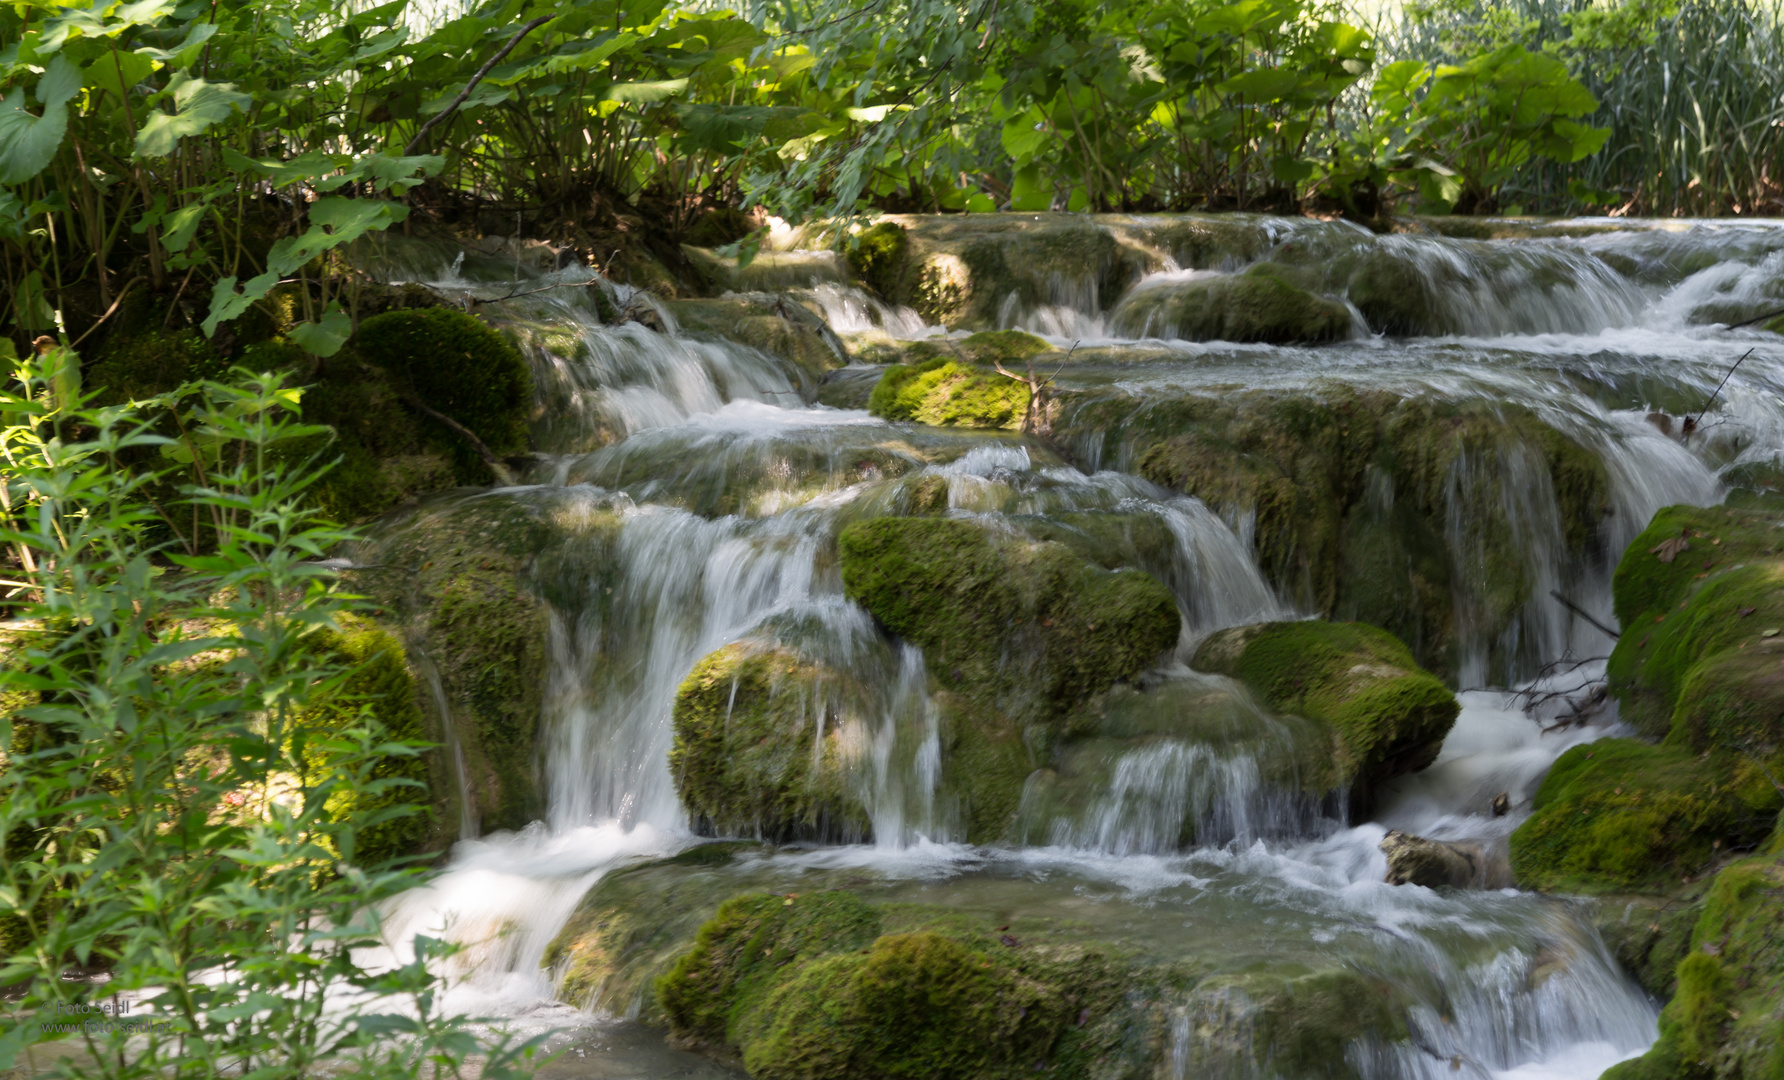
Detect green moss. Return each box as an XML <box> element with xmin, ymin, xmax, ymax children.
<box><xmin>354</xmin><ymin>308</ymin><xmax>533</xmax><ymax>484</ymax></box>
<box><xmin>669</xmin><ymin>643</ymin><xmax>867</xmax><ymax>841</ymax></box>
<box><xmin>297</xmin><ymin>614</ymin><xmax>435</xmax><ymax>862</ymax></box>
<box><xmin>1509</xmin><ymin>740</ymin><xmax>1777</xmax><ymax>893</ymax></box>
<box><xmin>1191</xmin><ymin>621</ymin><xmax>1458</xmax><ymax>798</ymax></box>
<box><xmin>85</xmin><ymin>328</ymin><xmax>234</xmax><ymax>403</ymax></box>
<box><xmin>846</xmin><ymin>222</ymin><xmax>911</xmax><ymax>301</ymax></box>
<box><xmin>866</xmin><ymin>357</ymin><xmax>1029</xmax><ymax>429</ymax></box>
<box><xmin>1608</xmin><ymin>505</ymin><xmax>1784</xmax><ymax>739</ymax></box>
<box><xmin>837</xmin><ymin>517</ymin><xmax>1179</xmax><ymax>721</ymax></box>
<box><xmin>1186</xmin><ymin>969</ymin><xmax>1408</xmax><ymax>1080</ymax></box>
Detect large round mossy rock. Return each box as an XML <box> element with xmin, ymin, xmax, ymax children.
<box><xmin>1191</xmin><ymin>621</ymin><xmax>1458</xmax><ymax>798</ymax></box>
<box><xmin>836</xmin><ymin>516</ymin><xmax>1180</xmax><ymax>719</ymax></box>
<box><xmin>656</xmin><ymin>891</ymin><xmax>1126</xmax><ymax>1080</ymax></box>
<box><xmin>1509</xmin><ymin>739</ymin><xmax>1780</xmax><ymax>894</ymax></box>
<box><xmin>866</xmin><ymin>356</ymin><xmax>1030</xmax><ymax>428</ymax></box>
<box><xmin>1108</xmin><ymin>263</ymin><xmax>1350</xmax><ymax>344</ymax></box>
<box><xmin>669</xmin><ymin>643</ymin><xmax>867</xmax><ymax>842</ymax></box>
<box><xmin>354</xmin><ymin>308</ymin><xmax>533</xmax><ymax>481</ymax></box>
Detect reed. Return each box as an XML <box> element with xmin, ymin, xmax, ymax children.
<box><xmin>1364</xmin><ymin>0</ymin><xmax>1784</xmax><ymax>215</ymax></box>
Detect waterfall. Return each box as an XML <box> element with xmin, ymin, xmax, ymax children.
<box><xmin>353</xmin><ymin>218</ymin><xmax>1784</xmax><ymax>1077</ymax></box>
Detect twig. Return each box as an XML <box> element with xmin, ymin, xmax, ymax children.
<box><xmin>1549</xmin><ymin>590</ymin><xmax>1620</xmax><ymax>639</ymax></box>
<box><xmin>404</xmin><ymin>14</ymin><xmax>554</xmax><ymax>156</ymax></box>
<box><xmin>393</xmin><ymin>391</ymin><xmax>516</xmax><ymax>485</ymax></box>
<box><xmin>68</xmin><ymin>276</ymin><xmax>148</xmax><ymax>349</ymax></box>
<box><xmin>1722</xmin><ymin>306</ymin><xmax>1784</xmax><ymax>330</ymax></box>
<box><xmin>1684</xmin><ymin>347</ymin><xmax>1755</xmax><ymax>444</ymax></box>
<box><xmin>467</xmin><ymin>278</ymin><xmax>595</xmax><ymax>306</ymax></box>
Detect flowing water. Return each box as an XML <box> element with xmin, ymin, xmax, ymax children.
<box><xmin>357</xmin><ymin>217</ymin><xmax>1784</xmax><ymax>1079</ymax></box>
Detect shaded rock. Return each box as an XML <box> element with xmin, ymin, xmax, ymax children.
<box><xmin>665</xmin><ymin>293</ymin><xmax>845</xmax><ymax>383</ymax></box>
<box><xmin>1107</xmin><ymin>263</ymin><xmax>1351</xmax><ymax>344</ymax></box>
<box><xmin>1191</xmin><ymin>621</ymin><xmax>1458</xmax><ymax>808</ymax></box>
<box><xmin>1380</xmin><ymin>830</ymin><xmax>1482</xmax><ymax>888</ymax></box>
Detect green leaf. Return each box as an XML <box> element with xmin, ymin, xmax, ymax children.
<box><xmin>135</xmin><ymin>20</ymin><xmax>218</xmax><ymax>68</ymax></box>
<box><xmin>84</xmin><ymin>49</ymin><xmax>158</xmax><ymax>101</ymax></box>
<box><xmin>160</xmin><ymin>201</ymin><xmax>208</xmax><ymax>252</ymax></box>
<box><xmin>134</xmin><ymin>73</ymin><xmax>250</xmax><ymax>158</ymax></box>
<box><xmin>13</xmin><ymin>269</ymin><xmax>57</xmax><ymax>334</ymax></box>
<box><xmin>0</xmin><ymin>55</ymin><xmax>80</xmax><ymax>185</ymax></box>
<box><xmin>604</xmin><ymin>78</ymin><xmax>688</xmax><ymax>103</ymax></box>
<box><xmin>288</xmin><ymin>305</ymin><xmax>353</xmax><ymax>357</ymax></box>
<box><xmin>202</xmin><ymin>271</ymin><xmax>276</xmax><ymax>337</ymax></box>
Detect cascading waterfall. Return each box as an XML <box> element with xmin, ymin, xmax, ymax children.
<box><xmin>361</xmin><ymin>218</ymin><xmax>1784</xmax><ymax>1078</ymax></box>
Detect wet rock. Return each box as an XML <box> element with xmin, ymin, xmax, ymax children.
<box><xmin>1191</xmin><ymin>621</ymin><xmax>1458</xmax><ymax>808</ymax></box>
<box><xmin>838</xmin><ymin>517</ymin><xmax>1180</xmax><ymax>725</ymax></box>
<box><xmin>1053</xmin><ymin>386</ymin><xmax>1611</xmax><ymax>679</ymax></box>
<box><xmin>866</xmin><ymin>357</ymin><xmax>1031</xmax><ymax>429</ymax></box>
<box><xmin>665</xmin><ymin>293</ymin><xmax>846</xmax><ymax>383</ymax></box>
<box><xmin>1107</xmin><ymin>263</ymin><xmax>1351</xmax><ymax>344</ymax></box>
<box><xmin>669</xmin><ymin>643</ymin><xmax>869</xmax><ymax>842</ymax></box>
<box><xmin>1380</xmin><ymin>830</ymin><xmax>1482</xmax><ymax>888</ymax></box>
<box><xmin>1491</xmin><ymin>791</ymin><xmax>1510</xmax><ymax>816</ymax></box>
<box><xmin>1178</xmin><ymin>969</ymin><xmax>1408</xmax><ymax>1080</ymax></box>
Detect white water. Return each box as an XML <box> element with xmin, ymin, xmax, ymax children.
<box><xmin>361</xmin><ymin>219</ymin><xmax>1784</xmax><ymax>1077</ymax></box>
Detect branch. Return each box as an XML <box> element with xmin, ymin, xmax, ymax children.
<box><xmin>1549</xmin><ymin>590</ymin><xmax>1620</xmax><ymax>639</ymax></box>
<box><xmin>404</xmin><ymin>14</ymin><xmax>555</xmax><ymax>156</ymax></box>
<box><xmin>394</xmin><ymin>390</ymin><xmax>517</xmax><ymax>485</ymax></box>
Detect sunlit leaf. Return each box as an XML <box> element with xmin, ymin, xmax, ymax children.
<box><xmin>134</xmin><ymin>74</ymin><xmax>251</xmax><ymax>158</ymax></box>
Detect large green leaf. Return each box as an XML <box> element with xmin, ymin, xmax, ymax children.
<box><xmin>0</xmin><ymin>55</ymin><xmax>82</xmax><ymax>185</ymax></box>
<box><xmin>134</xmin><ymin>74</ymin><xmax>250</xmax><ymax>158</ymax></box>
<box><xmin>604</xmin><ymin>79</ymin><xmax>687</xmax><ymax>103</ymax></box>
<box><xmin>84</xmin><ymin>49</ymin><xmax>157</xmax><ymax>101</ymax></box>
<box><xmin>37</xmin><ymin>0</ymin><xmax>176</xmax><ymax>51</ymax></box>
<box><xmin>287</xmin><ymin>304</ymin><xmax>353</xmax><ymax>358</ymax></box>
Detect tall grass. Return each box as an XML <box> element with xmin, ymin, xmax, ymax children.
<box><xmin>1363</xmin><ymin>0</ymin><xmax>1784</xmax><ymax>215</ymax></box>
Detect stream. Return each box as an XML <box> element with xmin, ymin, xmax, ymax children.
<box><xmin>355</xmin><ymin>215</ymin><xmax>1784</xmax><ymax>1080</ymax></box>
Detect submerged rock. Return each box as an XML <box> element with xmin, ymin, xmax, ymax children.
<box><xmin>1192</xmin><ymin>621</ymin><xmax>1459</xmax><ymax>806</ymax></box>
<box><xmin>1379</xmin><ymin>830</ymin><xmax>1483</xmax><ymax>888</ymax></box>
<box><xmin>1108</xmin><ymin>263</ymin><xmax>1351</xmax><ymax>344</ymax></box>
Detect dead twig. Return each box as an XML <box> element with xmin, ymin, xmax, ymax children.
<box><xmin>989</xmin><ymin>339</ymin><xmax>1078</xmax><ymax>437</ymax></box>
<box><xmin>1683</xmin><ymin>347</ymin><xmax>1756</xmax><ymax>444</ymax></box>
<box><xmin>405</xmin><ymin>14</ymin><xmax>555</xmax><ymax>156</ymax></box>
<box><xmin>1549</xmin><ymin>590</ymin><xmax>1620</xmax><ymax>639</ymax></box>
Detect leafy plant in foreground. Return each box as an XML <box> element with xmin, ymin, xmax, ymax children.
<box><xmin>0</xmin><ymin>348</ymin><xmax>543</xmax><ymax>1078</ymax></box>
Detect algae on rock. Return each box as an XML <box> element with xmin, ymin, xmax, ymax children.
<box><xmin>1191</xmin><ymin>621</ymin><xmax>1459</xmax><ymax>806</ymax></box>
<box><xmin>1108</xmin><ymin>263</ymin><xmax>1351</xmax><ymax>344</ymax></box>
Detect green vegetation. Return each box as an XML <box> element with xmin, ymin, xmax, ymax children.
<box><xmin>1191</xmin><ymin>621</ymin><xmax>1459</xmax><ymax>799</ymax></box>
<box><xmin>867</xmin><ymin>357</ymin><xmax>1031</xmax><ymax>429</ymax></box>
<box><xmin>0</xmin><ymin>349</ymin><xmax>541</xmax><ymax>1076</ymax></box>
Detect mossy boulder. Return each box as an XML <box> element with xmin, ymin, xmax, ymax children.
<box><xmin>845</xmin><ymin>221</ymin><xmax>911</xmax><ymax>300</ymax></box>
<box><xmin>354</xmin><ymin>308</ymin><xmax>534</xmax><ymax>483</ymax></box>
<box><xmin>1509</xmin><ymin>739</ymin><xmax>1778</xmax><ymax>893</ymax></box>
<box><xmin>669</xmin><ymin>643</ymin><xmax>868</xmax><ymax>841</ymax></box>
<box><xmin>1177</xmin><ymin>969</ymin><xmax>1408</xmax><ymax>1079</ymax></box>
<box><xmin>1602</xmin><ymin>846</ymin><xmax>1784</xmax><ymax>1080</ymax></box>
<box><xmin>867</xmin><ymin>357</ymin><xmax>1030</xmax><ymax>429</ymax></box>
<box><xmin>356</xmin><ymin>493</ymin><xmax>597</xmax><ymax>834</ymax></box>
<box><xmin>1607</xmin><ymin>504</ymin><xmax>1784</xmax><ymax>749</ymax></box>
<box><xmin>665</xmin><ymin>293</ymin><xmax>844</xmax><ymax>384</ymax></box>
<box><xmin>1055</xmin><ymin>386</ymin><xmax>1611</xmax><ymax>679</ymax></box>
<box><xmin>838</xmin><ymin>517</ymin><xmax>1179</xmax><ymax>723</ymax></box>
<box><xmin>656</xmin><ymin>891</ymin><xmax>1128</xmax><ymax>1080</ymax></box>
<box><xmin>1191</xmin><ymin>621</ymin><xmax>1459</xmax><ymax>803</ymax></box>
<box><xmin>1108</xmin><ymin>263</ymin><xmax>1351</xmax><ymax>344</ymax></box>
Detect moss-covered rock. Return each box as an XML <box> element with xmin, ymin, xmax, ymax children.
<box><xmin>1108</xmin><ymin>263</ymin><xmax>1351</xmax><ymax>344</ymax></box>
<box><xmin>866</xmin><ymin>357</ymin><xmax>1029</xmax><ymax>429</ymax></box>
<box><xmin>657</xmin><ymin>891</ymin><xmax>1130</xmax><ymax>1080</ymax></box>
<box><xmin>1191</xmin><ymin>621</ymin><xmax>1458</xmax><ymax>805</ymax></box>
<box><xmin>1602</xmin><ymin>846</ymin><xmax>1784</xmax><ymax>1080</ymax></box>
<box><xmin>846</xmin><ymin>221</ymin><xmax>910</xmax><ymax>301</ymax></box>
<box><xmin>669</xmin><ymin>643</ymin><xmax>867</xmax><ymax>841</ymax></box>
<box><xmin>1509</xmin><ymin>740</ymin><xmax>1777</xmax><ymax>894</ymax></box>
<box><xmin>354</xmin><ymin>308</ymin><xmax>534</xmax><ymax>484</ymax></box>
<box><xmin>1054</xmin><ymin>387</ymin><xmax>1612</xmax><ymax>678</ymax></box>
<box><xmin>665</xmin><ymin>293</ymin><xmax>844</xmax><ymax>384</ymax></box>
<box><xmin>356</xmin><ymin>493</ymin><xmax>593</xmax><ymax>834</ymax></box>
<box><xmin>838</xmin><ymin>517</ymin><xmax>1179</xmax><ymax>723</ymax></box>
